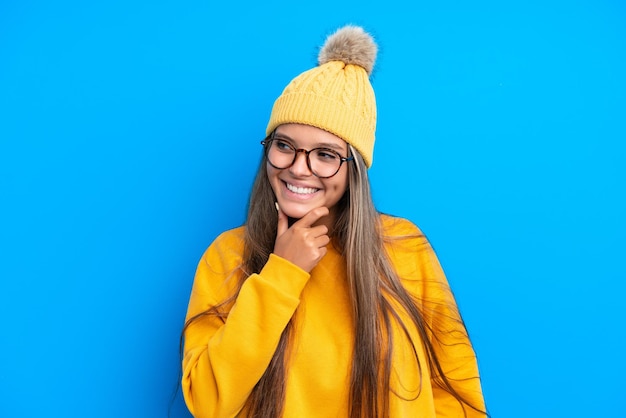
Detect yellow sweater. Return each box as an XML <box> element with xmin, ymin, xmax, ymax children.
<box><xmin>183</xmin><ymin>215</ymin><xmax>485</xmax><ymax>417</ymax></box>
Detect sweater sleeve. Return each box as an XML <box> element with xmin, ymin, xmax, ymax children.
<box><xmin>182</xmin><ymin>231</ymin><xmax>310</xmax><ymax>418</ymax></box>
<box><xmin>416</xmin><ymin>241</ymin><xmax>487</xmax><ymax>418</ymax></box>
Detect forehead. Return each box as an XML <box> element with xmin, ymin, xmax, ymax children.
<box><xmin>274</xmin><ymin>124</ymin><xmax>347</xmax><ymax>151</ymax></box>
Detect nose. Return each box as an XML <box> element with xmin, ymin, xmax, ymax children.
<box><xmin>288</xmin><ymin>150</ymin><xmax>312</xmax><ymax>177</ymax></box>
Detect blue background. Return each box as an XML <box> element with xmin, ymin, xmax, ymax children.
<box><xmin>1</xmin><ymin>1</ymin><xmax>625</xmax><ymax>417</ymax></box>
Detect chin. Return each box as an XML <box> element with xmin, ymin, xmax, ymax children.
<box><xmin>278</xmin><ymin>202</ymin><xmax>312</xmax><ymax>220</ymax></box>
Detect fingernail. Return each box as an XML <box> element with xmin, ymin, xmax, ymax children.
<box><xmin>275</xmin><ymin>202</ymin><xmax>280</xmax><ymax>211</ymax></box>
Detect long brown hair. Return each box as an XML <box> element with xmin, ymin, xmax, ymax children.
<box><xmin>182</xmin><ymin>143</ymin><xmax>487</xmax><ymax>418</ymax></box>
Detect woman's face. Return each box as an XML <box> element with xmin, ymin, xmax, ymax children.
<box><xmin>266</xmin><ymin>123</ymin><xmax>350</xmax><ymax>224</ymax></box>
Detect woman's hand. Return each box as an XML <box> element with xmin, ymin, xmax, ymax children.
<box><xmin>273</xmin><ymin>204</ymin><xmax>330</xmax><ymax>273</ymax></box>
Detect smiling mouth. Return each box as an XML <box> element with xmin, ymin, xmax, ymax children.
<box><xmin>285</xmin><ymin>181</ymin><xmax>320</xmax><ymax>195</ymax></box>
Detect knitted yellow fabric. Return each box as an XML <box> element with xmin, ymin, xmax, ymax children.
<box><xmin>266</xmin><ymin>26</ymin><xmax>378</xmax><ymax>167</ymax></box>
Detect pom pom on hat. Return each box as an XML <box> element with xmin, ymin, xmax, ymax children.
<box><xmin>266</xmin><ymin>25</ymin><xmax>379</xmax><ymax>167</ymax></box>
<box><xmin>318</xmin><ymin>25</ymin><xmax>378</xmax><ymax>75</ymax></box>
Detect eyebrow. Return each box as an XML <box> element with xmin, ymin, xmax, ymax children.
<box><xmin>273</xmin><ymin>133</ymin><xmax>346</xmax><ymax>151</ymax></box>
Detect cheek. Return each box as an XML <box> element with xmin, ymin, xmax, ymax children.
<box><xmin>339</xmin><ymin>169</ymin><xmax>350</xmax><ymax>191</ymax></box>
<box><xmin>266</xmin><ymin>164</ymin><xmax>280</xmax><ymax>189</ymax></box>
<box><xmin>329</xmin><ymin>172</ymin><xmax>349</xmax><ymax>195</ymax></box>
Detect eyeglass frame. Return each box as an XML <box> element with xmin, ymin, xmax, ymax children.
<box><xmin>260</xmin><ymin>132</ymin><xmax>354</xmax><ymax>179</ymax></box>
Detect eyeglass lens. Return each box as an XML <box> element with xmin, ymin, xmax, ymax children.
<box><xmin>266</xmin><ymin>139</ymin><xmax>343</xmax><ymax>178</ymax></box>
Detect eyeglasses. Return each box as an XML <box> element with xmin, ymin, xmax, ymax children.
<box><xmin>261</xmin><ymin>135</ymin><xmax>354</xmax><ymax>178</ymax></box>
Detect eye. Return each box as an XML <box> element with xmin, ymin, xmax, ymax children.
<box><xmin>274</xmin><ymin>139</ymin><xmax>294</xmax><ymax>153</ymax></box>
<box><xmin>313</xmin><ymin>148</ymin><xmax>339</xmax><ymax>161</ymax></box>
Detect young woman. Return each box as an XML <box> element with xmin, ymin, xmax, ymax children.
<box><xmin>182</xmin><ymin>25</ymin><xmax>487</xmax><ymax>418</ymax></box>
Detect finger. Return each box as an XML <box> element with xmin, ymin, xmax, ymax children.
<box><xmin>276</xmin><ymin>202</ymin><xmax>288</xmax><ymax>238</ymax></box>
<box><xmin>308</xmin><ymin>224</ymin><xmax>329</xmax><ymax>238</ymax></box>
<box><xmin>316</xmin><ymin>246</ymin><xmax>328</xmax><ymax>260</ymax></box>
<box><xmin>295</xmin><ymin>206</ymin><xmax>330</xmax><ymax>228</ymax></box>
<box><xmin>313</xmin><ymin>234</ymin><xmax>331</xmax><ymax>248</ymax></box>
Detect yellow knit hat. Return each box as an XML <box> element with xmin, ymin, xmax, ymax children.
<box><xmin>266</xmin><ymin>25</ymin><xmax>378</xmax><ymax>167</ymax></box>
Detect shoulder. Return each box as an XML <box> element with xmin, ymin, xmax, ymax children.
<box><xmin>379</xmin><ymin>214</ymin><xmax>442</xmax><ymax>283</ymax></box>
<box><xmin>210</xmin><ymin>226</ymin><xmax>246</xmax><ymax>250</ymax></box>
<box><xmin>191</xmin><ymin>226</ymin><xmax>246</xmax><ymax>301</ymax></box>
<box><xmin>200</xmin><ymin>226</ymin><xmax>246</xmax><ymax>273</ymax></box>
<box><xmin>380</xmin><ymin>213</ymin><xmax>422</xmax><ymax>236</ymax></box>
<box><xmin>379</xmin><ymin>214</ymin><xmax>428</xmax><ymax>248</ymax></box>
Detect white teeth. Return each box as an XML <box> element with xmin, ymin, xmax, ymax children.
<box><xmin>286</xmin><ymin>182</ymin><xmax>318</xmax><ymax>194</ymax></box>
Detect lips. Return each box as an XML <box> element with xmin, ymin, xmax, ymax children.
<box><xmin>283</xmin><ymin>181</ymin><xmax>320</xmax><ymax>195</ymax></box>
<box><xmin>282</xmin><ymin>180</ymin><xmax>321</xmax><ymax>198</ymax></box>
